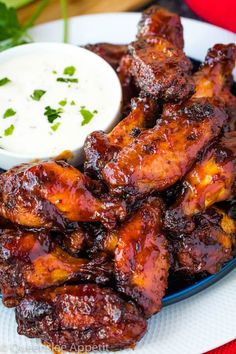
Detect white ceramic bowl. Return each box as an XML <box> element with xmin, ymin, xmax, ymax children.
<box><xmin>0</xmin><ymin>42</ymin><xmax>122</xmax><ymax>170</ymax></box>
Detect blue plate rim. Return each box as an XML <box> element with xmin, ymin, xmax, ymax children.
<box><xmin>162</xmin><ymin>257</ymin><xmax>236</xmax><ymax>306</ymax></box>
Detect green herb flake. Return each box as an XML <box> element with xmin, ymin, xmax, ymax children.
<box><xmin>30</xmin><ymin>89</ymin><xmax>46</xmax><ymax>101</ymax></box>
<box><xmin>52</xmin><ymin>70</ymin><xmax>57</xmax><ymax>74</ymax></box>
<box><xmin>51</xmin><ymin>122</ymin><xmax>61</xmax><ymax>132</ymax></box>
<box><xmin>70</xmin><ymin>100</ymin><xmax>76</xmax><ymax>106</ymax></box>
<box><xmin>57</xmin><ymin>77</ymin><xmax>78</xmax><ymax>84</ymax></box>
<box><xmin>63</xmin><ymin>66</ymin><xmax>76</xmax><ymax>76</ymax></box>
<box><xmin>4</xmin><ymin>124</ymin><xmax>14</xmax><ymax>136</ymax></box>
<box><xmin>80</xmin><ymin>107</ymin><xmax>98</xmax><ymax>126</ymax></box>
<box><xmin>3</xmin><ymin>108</ymin><xmax>16</xmax><ymax>119</ymax></box>
<box><xmin>59</xmin><ymin>99</ymin><xmax>67</xmax><ymax>107</ymax></box>
<box><xmin>44</xmin><ymin>106</ymin><xmax>63</xmax><ymax>124</ymax></box>
<box><xmin>0</xmin><ymin>77</ymin><xmax>11</xmax><ymax>86</ymax></box>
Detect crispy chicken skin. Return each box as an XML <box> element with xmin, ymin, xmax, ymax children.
<box><xmin>103</xmin><ymin>98</ymin><xmax>228</xmax><ymax>196</ymax></box>
<box><xmin>84</xmin><ymin>43</ymin><xmax>128</xmax><ymax>70</ymax></box>
<box><xmin>16</xmin><ymin>284</ymin><xmax>147</xmax><ymax>351</ymax></box>
<box><xmin>164</xmin><ymin>140</ymin><xmax>236</xmax><ymax>233</ymax></box>
<box><xmin>0</xmin><ymin>229</ymin><xmax>113</xmax><ymax>307</ymax></box>
<box><xmin>114</xmin><ymin>197</ymin><xmax>170</xmax><ymax>318</ymax></box>
<box><xmin>0</xmin><ymin>161</ymin><xmax>126</xmax><ymax>229</ymax></box>
<box><xmin>170</xmin><ymin>208</ymin><xmax>236</xmax><ymax>274</ymax></box>
<box><xmin>129</xmin><ymin>37</ymin><xmax>194</xmax><ymax>102</ymax></box>
<box><xmin>84</xmin><ymin>95</ymin><xmax>158</xmax><ymax>179</ymax></box>
<box><xmin>137</xmin><ymin>5</ymin><xmax>184</xmax><ymax>49</ymax></box>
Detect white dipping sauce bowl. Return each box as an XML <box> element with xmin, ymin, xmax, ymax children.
<box><xmin>0</xmin><ymin>43</ymin><xmax>122</xmax><ymax>170</ymax></box>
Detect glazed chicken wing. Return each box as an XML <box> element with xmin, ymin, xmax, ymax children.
<box><xmin>0</xmin><ymin>229</ymin><xmax>113</xmax><ymax>307</ymax></box>
<box><xmin>114</xmin><ymin>197</ymin><xmax>170</xmax><ymax>317</ymax></box>
<box><xmin>164</xmin><ymin>136</ymin><xmax>236</xmax><ymax>233</ymax></box>
<box><xmin>170</xmin><ymin>208</ymin><xmax>236</xmax><ymax>274</ymax></box>
<box><xmin>193</xmin><ymin>43</ymin><xmax>236</xmax><ymax>129</ymax></box>
<box><xmin>84</xmin><ymin>95</ymin><xmax>158</xmax><ymax>179</ymax></box>
<box><xmin>193</xmin><ymin>43</ymin><xmax>236</xmax><ymax>99</ymax></box>
<box><xmin>16</xmin><ymin>284</ymin><xmax>147</xmax><ymax>351</ymax></box>
<box><xmin>129</xmin><ymin>37</ymin><xmax>194</xmax><ymax>102</ymax></box>
<box><xmin>103</xmin><ymin>98</ymin><xmax>228</xmax><ymax>196</ymax></box>
<box><xmin>137</xmin><ymin>5</ymin><xmax>184</xmax><ymax>49</ymax></box>
<box><xmin>0</xmin><ymin>161</ymin><xmax>126</xmax><ymax>229</ymax></box>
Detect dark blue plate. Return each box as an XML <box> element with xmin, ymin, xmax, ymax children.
<box><xmin>162</xmin><ymin>257</ymin><xmax>236</xmax><ymax>306</ymax></box>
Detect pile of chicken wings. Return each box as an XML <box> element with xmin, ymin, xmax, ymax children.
<box><xmin>0</xmin><ymin>5</ymin><xmax>235</xmax><ymax>352</ymax></box>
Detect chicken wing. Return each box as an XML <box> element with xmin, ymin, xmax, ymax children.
<box><xmin>114</xmin><ymin>197</ymin><xmax>170</xmax><ymax>318</ymax></box>
<box><xmin>193</xmin><ymin>43</ymin><xmax>236</xmax><ymax>130</ymax></box>
<box><xmin>0</xmin><ymin>161</ymin><xmax>126</xmax><ymax>229</ymax></box>
<box><xmin>16</xmin><ymin>284</ymin><xmax>147</xmax><ymax>351</ymax></box>
<box><xmin>0</xmin><ymin>229</ymin><xmax>113</xmax><ymax>307</ymax></box>
<box><xmin>103</xmin><ymin>97</ymin><xmax>228</xmax><ymax>196</ymax></box>
<box><xmin>129</xmin><ymin>37</ymin><xmax>194</xmax><ymax>102</ymax></box>
<box><xmin>84</xmin><ymin>95</ymin><xmax>158</xmax><ymax>179</ymax></box>
<box><xmin>137</xmin><ymin>5</ymin><xmax>184</xmax><ymax>49</ymax></box>
<box><xmin>164</xmin><ymin>136</ymin><xmax>236</xmax><ymax>233</ymax></box>
<box><xmin>193</xmin><ymin>43</ymin><xmax>236</xmax><ymax>99</ymax></box>
<box><xmin>170</xmin><ymin>208</ymin><xmax>236</xmax><ymax>274</ymax></box>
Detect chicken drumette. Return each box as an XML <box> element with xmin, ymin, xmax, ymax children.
<box><xmin>0</xmin><ymin>161</ymin><xmax>126</xmax><ymax>229</ymax></box>
<box><xmin>0</xmin><ymin>229</ymin><xmax>112</xmax><ymax>307</ymax></box>
<box><xmin>164</xmin><ymin>136</ymin><xmax>236</xmax><ymax>233</ymax></box>
<box><xmin>16</xmin><ymin>284</ymin><xmax>147</xmax><ymax>351</ymax></box>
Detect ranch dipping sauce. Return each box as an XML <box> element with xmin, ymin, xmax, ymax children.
<box><xmin>0</xmin><ymin>43</ymin><xmax>122</xmax><ymax>157</ymax></box>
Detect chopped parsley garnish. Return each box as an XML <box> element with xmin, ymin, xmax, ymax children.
<box><xmin>52</xmin><ymin>70</ymin><xmax>57</xmax><ymax>74</ymax></box>
<box><xmin>80</xmin><ymin>106</ymin><xmax>98</xmax><ymax>126</ymax></box>
<box><xmin>3</xmin><ymin>108</ymin><xmax>16</xmax><ymax>118</ymax></box>
<box><xmin>70</xmin><ymin>100</ymin><xmax>76</xmax><ymax>106</ymax></box>
<box><xmin>51</xmin><ymin>122</ymin><xmax>61</xmax><ymax>132</ymax></box>
<box><xmin>44</xmin><ymin>106</ymin><xmax>63</xmax><ymax>124</ymax></box>
<box><xmin>59</xmin><ymin>99</ymin><xmax>67</xmax><ymax>106</ymax></box>
<box><xmin>57</xmin><ymin>77</ymin><xmax>78</xmax><ymax>83</ymax></box>
<box><xmin>30</xmin><ymin>89</ymin><xmax>46</xmax><ymax>101</ymax></box>
<box><xmin>4</xmin><ymin>124</ymin><xmax>14</xmax><ymax>136</ymax></box>
<box><xmin>0</xmin><ymin>77</ymin><xmax>11</xmax><ymax>86</ymax></box>
<box><xmin>63</xmin><ymin>66</ymin><xmax>76</xmax><ymax>76</ymax></box>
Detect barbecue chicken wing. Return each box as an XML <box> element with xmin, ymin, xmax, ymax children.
<box><xmin>193</xmin><ymin>44</ymin><xmax>236</xmax><ymax>99</ymax></box>
<box><xmin>137</xmin><ymin>5</ymin><xmax>184</xmax><ymax>49</ymax></box>
<box><xmin>103</xmin><ymin>97</ymin><xmax>228</xmax><ymax>196</ymax></box>
<box><xmin>193</xmin><ymin>43</ymin><xmax>236</xmax><ymax>130</ymax></box>
<box><xmin>114</xmin><ymin>197</ymin><xmax>170</xmax><ymax>317</ymax></box>
<box><xmin>129</xmin><ymin>37</ymin><xmax>194</xmax><ymax>102</ymax></box>
<box><xmin>84</xmin><ymin>95</ymin><xmax>158</xmax><ymax>179</ymax></box>
<box><xmin>170</xmin><ymin>208</ymin><xmax>236</xmax><ymax>274</ymax></box>
<box><xmin>0</xmin><ymin>161</ymin><xmax>126</xmax><ymax>229</ymax></box>
<box><xmin>164</xmin><ymin>136</ymin><xmax>236</xmax><ymax>233</ymax></box>
<box><xmin>0</xmin><ymin>229</ymin><xmax>112</xmax><ymax>307</ymax></box>
<box><xmin>16</xmin><ymin>284</ymin><xmax>147</xmax><ymax>351</ymax></box>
